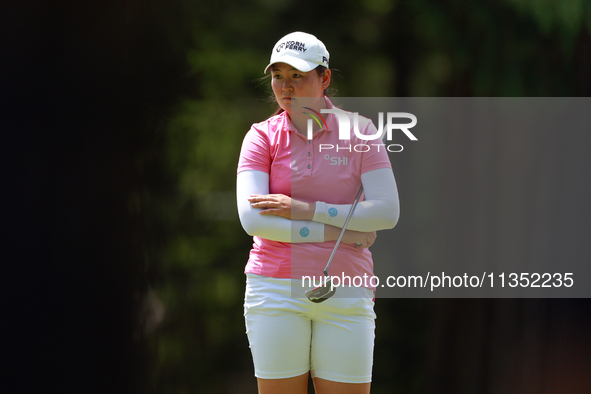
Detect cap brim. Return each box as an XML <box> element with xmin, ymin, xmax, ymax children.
<box><xmin>264</xmin><ymin>55</ymin><xmax>318</xmax><ymax>74</ymax></box>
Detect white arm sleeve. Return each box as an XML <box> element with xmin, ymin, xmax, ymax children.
<box><xmin>236</xmin><ymin>170</ymin><xmax>325</xmax><ymax>243</ymax></box>
<box><xmin>312</xmin><ymin>168</ymin><xmax>399</xmax><ymax>232</ymax></box>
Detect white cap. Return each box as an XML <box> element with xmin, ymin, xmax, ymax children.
<box><xmin>264</xmin><ymin>32</ymin><xmax>330</xmax><ymax>74</ymax></box>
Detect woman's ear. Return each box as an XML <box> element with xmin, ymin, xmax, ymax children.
<box><xmin>321</xmin><ymin>69</ymin><xmax>331</xmax><ymax>88</ymax></box>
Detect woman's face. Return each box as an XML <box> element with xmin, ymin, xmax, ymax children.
<box><xmin>270</xmin><ymin>62</ymin><xmax>330</xmax><ymax>114</ymax></box>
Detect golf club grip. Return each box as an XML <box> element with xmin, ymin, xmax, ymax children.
<box><xmin>323</xmin><ymin>184</ymin><xmax>364</xmax><ymax>277</ymax></box>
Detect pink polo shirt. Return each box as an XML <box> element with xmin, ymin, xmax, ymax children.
<box><xmin>237</xmin><ymin>97</ymin><xmax>391</xmax><ymax>280</ymax></box>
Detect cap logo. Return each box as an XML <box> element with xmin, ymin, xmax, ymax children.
<box><xmin>322</xmin><ymin>56</ymin><xmax>329</xmax><ymax>65</ymax></box>
<box><xmin>276</xmin><ymin>40</ymin><xmax>307</xmax><ymax>52</ymax></box>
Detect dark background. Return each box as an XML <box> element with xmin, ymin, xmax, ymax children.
<box><xmin>4</xmin><ymin>1</ymin><xmax>591</xmax><ymax>393</ymax></box>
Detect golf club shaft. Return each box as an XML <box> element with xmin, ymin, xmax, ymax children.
<box><xmin>323</xmin><ymin>184</ymin><xmax>364</xmax><ymax>277</ymax></box>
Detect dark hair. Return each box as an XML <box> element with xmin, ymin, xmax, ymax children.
<box><xmin>266</xmin><ymin>65</ymin><xmax>335</xmax><ymax>117</ymax></box>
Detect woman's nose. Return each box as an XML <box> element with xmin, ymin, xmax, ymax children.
<box><xmin>282</xmin><ymin>79</ymin><xmax>293</xmax><ymax>91</ymax></box>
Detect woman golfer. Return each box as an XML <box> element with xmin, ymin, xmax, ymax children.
<box><xmin>237</xmin><ymin>32</ymin><xmax>399</xmax><ymax>394</ymax></box>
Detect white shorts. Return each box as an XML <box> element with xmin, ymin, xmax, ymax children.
<box><xmin>243</xmin><ymin>273</ymin><xmax>376</xmax><ymax>383</ymax></box>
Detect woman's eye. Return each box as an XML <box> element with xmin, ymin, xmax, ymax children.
<box><xmin>293</xmin><ymin>74</ymin><xmax>301</xmax><ymax>78</ymax></box>
<box><xmin>273</xmin><ymin>74</ymin><xmax>281</xmax><ymax>79</ymax></box>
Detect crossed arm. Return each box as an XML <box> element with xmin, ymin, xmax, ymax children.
<box><xmin>236</xmin><ymin>168</ymin><xmax>399</xmax><ymax>249</ymax></box>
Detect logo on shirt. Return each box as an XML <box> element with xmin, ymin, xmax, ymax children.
<box><xmin>324</xmin><ymin>154</ymin><xmax>348</xmax><ymax>166</ymax></box>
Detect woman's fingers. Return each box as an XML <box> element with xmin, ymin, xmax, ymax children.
<box><xmin>354</xmin><ymin>231</ymin><xmax>377</xmax><ymax>250</ymax></box>
<box><xmin>248</xmin><ymin>194</ymin><xmax>292</xmax><ymax>219</ymax></box>
<box><xmin>248</xmin><ymin>194</ymin><xmax>273</xmax><ymax>204</ymax></box>
<box><xmin>248</xmin><ymin>194</ymin><xmax>279</xmax><ymax>202</ymax></box>
<box><xmin>249</xmin><ymin>195</ymin><xmax>280</xmax><ymax>208</ymax></box>
<box><xmin>252</xmin><ymin>200</ymin><xmax>276</xmax><ymax>208</ymax></box>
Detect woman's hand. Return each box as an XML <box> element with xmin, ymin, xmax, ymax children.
<box><xmin>343</xmin><ymin>230</ymin><xmax>377</xmax><ymax>250</ymax></box>
<box><xmin>248</xmin><ymin>194</ymin><xmax>315</xmax><ymax>221</ymax></box>
<box><xmin>325</xmin><ymin>225</ymin><xmax>377</xmax><ymax>250</ymax></box>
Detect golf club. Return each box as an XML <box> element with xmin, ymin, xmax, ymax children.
<box><xmin>305</xmin><ymin>184</ymin><xmax>364</xmax><ymax>303</ymax></box>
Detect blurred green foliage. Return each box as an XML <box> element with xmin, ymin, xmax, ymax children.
<box><xmin>146</xmin><ymin>0</ymin><xmax>591</xmax><ymax>392</ymax></box>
